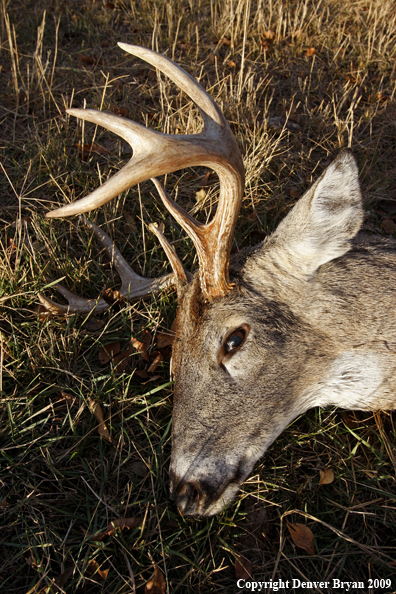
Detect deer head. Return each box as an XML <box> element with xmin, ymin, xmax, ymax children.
<box><xmin>43</xmin><ymin>45</ymin><xmax>394</xmax><ymax>517</ymax></box>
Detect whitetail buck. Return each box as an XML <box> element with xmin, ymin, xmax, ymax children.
<box><xmin>41</xmin><ymin>44</ymin><xmax>396</xmax><ymax>516</ymax></box>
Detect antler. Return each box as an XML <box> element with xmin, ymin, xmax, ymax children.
<box><xmin>46</xmin><ymin>44</ymin><xmax>244</xmax><ymax>301</ymax></box>
<box><xmin>38</xmin><ymin>217</ymin><xmax>178</xmax><ymax>315</ymax></box>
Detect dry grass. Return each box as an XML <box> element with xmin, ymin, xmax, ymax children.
<box><xmin>1</xmin><ymin>0</ymin><xmax>396</xmax><ymax>592</ymax></box>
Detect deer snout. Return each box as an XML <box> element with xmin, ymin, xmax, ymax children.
<box><xmin>171</xmin><ymin>476</ymin><xmax>204</xmax><ymax>516</ymax></box>
<box><xmin>170</xmin><ymin>460</ymin><xmax>249</xmax><ymax>516</ymax></box>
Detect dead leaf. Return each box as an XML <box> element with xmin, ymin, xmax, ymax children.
<box><xmin>156</xmin><ymin>332</ymin><xmax>175</xmax><ymax>349</ymax></box>
<box><xmin>78</xmin><ymin>54</ymin><xmax>96</xmax><ymax>66</ymax></box>
<box><xmin>74</xmin><ymin>142</ymin><xmax>111</xmax><ymax>157</ymax></box>
<box><xmin>286</xmin><ymin>522</ymin><xmax>315</xmax><ymax>555</ymax></box>
<box><xmin>111</xmin><ymin>105</ymin><xmax>129</xmax><ymax>117</ymax></box>
<box><xmin>90</xmin><ymin>517</ymin><xmax>142</xmax><ymax>541</ymax></box>
<box><xmin>53</xmin><ymin>566</ymin><xmax>75</xmax><ymax>591</ymax></box>
<box><xmin>99</xmin><ymin>342</ymin><xmax>121</xmax><ymax>364</ymax></box>
<box><xmin>113</xmin><ymin>347</ymin><xmax>134</xmax><ymax>372</ymax></box>
<box><xmin>135</xmin><ymin>369</ymin><xmax>151</xmax><ymax>379</ymax></box>
<box><xmin>0</xmin><ymin>497</ymin><xmax>9</xmax><ymax>508</ymax></box>
<box><xmin>195</xmin><ymin>188</ymin><xmax>207</xmax><ymax>204</ymax></box>
<box><xmin>305</xmin><ymin>47</ymin><xmax>316</xmax><ymax>56</ymax></box>
<box><xmin>381</xmin><ymin>218</ymin><xmax>396</xmax><ymax>234</ymax></box>
<box><xmin>123</xmin><ymin>209</ymin><xmax>138</xmax><ymax>233</ymax></box>
<box><xmin>11</xmin><ymin>216</ymin><xmax>32</xmax><ymax>228</ymax></box>
<box><xmin>88</xmin><ymin>399</ymin><xmax>115</xmax><ymax>445</ymax></box>
<box><xmin>105</xmin><ymin>2</ymin><xmax>115</xmax><ymax>9</ymax></box>
<box><xmin>289</xmin><ymin>188</ymin><xmax>300</xmax><ymax>199</ymax></box>
<box><xmin>142</xmin><ymin>375</ymin><xmax>161</xmax><ymax>385</ymax></box>
<box><xmin>85</xmin><ymin>559</ymin><xmax>109</xmax><ymax>580</ymax></box>
<box><xmin>83</xmin><ymin>317</ymin><xmax>105</xmax><ymax>331</ymax></box>
<box><xmin>26</xmin><ymin>554</ymin><xmax>37</xmax><ymax>567</ymax></box>
<box><xmin>131</xmin><ymin>460</ymin><xmax>149</xmax><ymax>478</ymax></box>
<box><xmin>246</xmin><ymin>211</ymin><xmax>257</xmax><ymax>223</ymax></box>
<box><xmin>57</xmin><ymin>391</ymin><xmax>76</xmax><ymax>406</ymax></box>
<box><xmin>319</xmin><ymin>467</ymin><xmax>334</xmax><ymax>486</ymax></box>
<box><xmin>148</xmin><ymin>351</ymin><xmax>163</xmax><ymax>373</ymax></box>
<box><xmin>235</xmin><ymin>554</ymin><xmax>252</xmax><ymax>580</ymax></box>
<box><xmin>227</xmin><ymin>60</ymin><xmax>237</xmax><ymax>68</ymax></box>
<box><xmin>0</xmin><ymin>332</ymin><xmax>11</xmax><ymax>361</ymax></box>
<box><xmin>36</xmin><ymin>303</ymin><xmax>54</xmax><ymax>322</ymax></box>
<box><xmin>341</xmin><ymin>410</ymin><xmax>362</xmax><ymax>428</ymax></box>
<box><xmin>131</xmin><ymin>332</ymin><xmax>151</xmax><ymax>362</ymax></box>
<box><xmin>219</xmin><ymin>36</ymin><xmax>231</xmax><ymax>46</ymax></box>
<box><xmin>264</xmin><ymin>30</ymin><xmax>275</xmax><ymax>40</ymax></box>
<box><xmin>201</xmin><ymin>171</ymin><xmax>211</xmax><ymax>187</ymax></box>
<box><xmin>145</xmin><ymin>565</ymin><xmax>166</xmax><ymax>594</ymax></box>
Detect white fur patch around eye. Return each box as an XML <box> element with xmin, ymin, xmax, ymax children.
<box><xmin>315</xmin><ymin>352</ymin><xmax>384</xmax><ymax>410</ymax></box>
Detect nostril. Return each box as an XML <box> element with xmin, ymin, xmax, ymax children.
<box><xmin>174</xmin><ymin>480</ymin><xmax>202</xmax><ymax>515</ymax></box>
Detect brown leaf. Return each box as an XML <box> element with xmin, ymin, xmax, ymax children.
<box><xmin>53</xmin><ymin>566</ymin><xmax>75</xmax><ymax>590</ymax></box>
<box><xmin>83</xmin><ymin>317</ymin><xmax>105</xmax><ymax>331</ymax></box>
<box><xmin>131</xmin><ymin>460</ymin><xmax>149</xmax><ymax>477</ymax></box>
<box><xmin>111</xmin><ymin>105</ymin><xmax>129</xmax><ymax>118</ymax></box>
<box><xmin>381</xmin><ymin>218</ymin><xmax>396</xmax><ymax>234</ymax></box>
<box><xmin>227</xmin><ymin>60</ymin><xmax>237</xmax><ymax>68</ymax></box>
<box><xmin>142</xmin><ymin>375</ymin><xmax>161</xmax><ymax>385</ymax></box>
<box><xmin>305</xmin><ymin>47</ymin><xmax>316</xmax><ymax>56</ymax></box>
<box><xmin>78</xmin><ymin>54</ymin><xmax>96</xmax><ymax>65</ymax></box>
<box><xmin>219</xmin><ymin>36</ymin><xmax>231</xmax><ymax>46</ymax></box>
<box><xmin>36</xmin><ymin>303</ymin><xmax>54</xmax><ymax>322</ymax></box>
<box><xmin>287</xmin><ymin>522</ymin><xmax>315</xmax><ymax>555</ymax></box>
<box><xmin>86</xmin><ymin>559</ymin><xmax>109</xmax><ymax>580</ymax></box>
<box><xmin>341</xmin><ymin>410</ymin><xmax>361</xmax><ymax>428</ymax></box>
<box><xmin>105</xmin><ymin>2</ymin><xmax>115</xmax><ymax>9</ymax></box>
<box><xmin>99</xmin><ymin>342</ymin><xmax>121</xmax><ymax>364</ymax></box>
<box><xmin>113</xmin><ymin>347</ymin><xmax>134</xmax><ymax>372</ymax></box>
<box><xmin>156</xmin><ymin>332</ymin><xmax>175</xmax><ymax>349</ymax></box>
<box><xmin>90</xmin><ymin>517</ymin><xmax>142</xmax><ymax>541</ymax></box>
<box><xmin>145</xmin><ymin>565</ymin><xmax>166</xmax><ymax>594</ymax></box>
<box><xmin>57</xmin><ymin>391</ymin><xmax>76</xmax><ymax>406</ymax></box>
<box><xmin>319</xmin><ymin>467</ymin><xmax>334</xmax><ymax>486</ymax></box>
<box><xmin>246</xmin><ymin>211</ymin><xmax>257</xmax><ymax>222</ymax></box>
<box><xmin>123</xmin><ymin>209</ymin><xmax>138</xmax><ymax>233</ymax></box>
<box><xmin>135</xmin><ymin>369</ymin><xmax>151</xmax><ymax>379</ymax></box>
<box><xmin>235</xmin><ymin>554</ymin><xmax>252</xmax><ymax>580</ymax></box>
<box><xmin>74</xmin><ymin>142</ymin><xmax>111</xmax><ymax>157</ymax></box>
<box><xmin>148</xmin><ymin>351</ymin><xmax>163</xmax><ymax>373</ymax></box>
<box><xmin>264</xmin><ymin>30</ymin><xmax>275</xmax><ymax>40</ymax></box>
<box><xmin>0</xmin><ymin>497</ymin><xmax>9</xmax><ymax>508</ymax></box>
<box><xmin>289</xmin><ymin>188</ymin><xmax>300</xmax><ymax>199</ymax></box>
<box><xmin>201</xmin><ymin>171</ymin><xmax>211</xmax><ymax>187</ymax></box>
<box><xmin>88</xmin><ymin>399</ymin><xmax>115</xmax><ymax>445</ymax></box>
<box><xmin>131</xmin><ymin>332</ymin><xmax>151</xmax><ymax>362</ymax></box>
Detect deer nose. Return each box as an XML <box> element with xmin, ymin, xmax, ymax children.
<box><xmin>172</xmin><ymin>478</ymin><xmax>203</xmax><ymax>515</ymax></box>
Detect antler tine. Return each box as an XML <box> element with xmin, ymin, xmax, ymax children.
<box><xmin>38</xmin><ymin>285</ymin><xmax>110</xmax><ymax>315</ymax></box>
<box><xmin>46</xmin><ymin>44</ymin><xmax>245</xmax><ymax>300</ymax></box>
<box><xmin>39</xmin><ymin>218</ymin><xmax>181</xmax><ymax>315</ymax></box>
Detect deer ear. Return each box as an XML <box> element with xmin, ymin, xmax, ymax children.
<box><xmin>265</xmin><ymin>150</ymin><xmax>364</xmax><ymax>277</ymax></box>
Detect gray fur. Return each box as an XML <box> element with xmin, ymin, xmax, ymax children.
<box><xmin>169</xmin><ymin>149</ymin><xmax>396</xmax><ymax>516</ymax></box>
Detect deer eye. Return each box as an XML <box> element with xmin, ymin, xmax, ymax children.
<box><xmin>224</xmin><ymin>327</ymin><xmax>248</xmax><ymax>354</ymax></box>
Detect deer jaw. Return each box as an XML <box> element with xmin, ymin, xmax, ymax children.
<box><xmin>169</xmin><ymin>151</ymin><xmax>396</xmax><ymax>517</ymax></box>
<box><xmin>169</xmin><ymin>275</ymin><xmax>335</xmax><ymax>516</ymax></box>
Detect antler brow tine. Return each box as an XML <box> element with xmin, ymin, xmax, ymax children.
<box><xmin>46</xmin><ymin>44</ymin><xmax>245</xmax><ymax>300</ymax></box>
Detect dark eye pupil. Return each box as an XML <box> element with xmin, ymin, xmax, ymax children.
<box><xmin>226</xmin><ymin>331</ymin><xmax>244</xmax><ymax>352</ymax></box>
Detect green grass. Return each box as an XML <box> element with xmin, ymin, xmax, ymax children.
<box><xmin>1</xmin><ymin>0</ymin><xmax>396</xmax><ymax>592</ymax></box>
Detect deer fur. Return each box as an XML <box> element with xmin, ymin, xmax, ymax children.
<box><xmin>169</xmin><ymin>151</ymin><xmax>396</xmax><ymax>515</ymax></box>
<box><xmin>43</xmin><ymin>45</ymin><xmax>396</xmax><ymax>517</ymax></box>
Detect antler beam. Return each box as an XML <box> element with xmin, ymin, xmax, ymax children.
<box><xmin>46</xmin><ymin>44</ymin><xmax>244</xmax><ymax>300</ymax></box>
